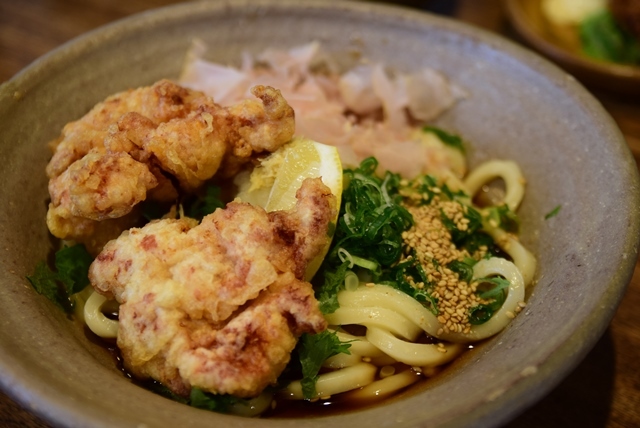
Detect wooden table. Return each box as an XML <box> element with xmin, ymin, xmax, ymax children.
<box><xmin>1</xmin><ymin>0</ymin><xmax>638</xmax><ymax>427</ymax></box>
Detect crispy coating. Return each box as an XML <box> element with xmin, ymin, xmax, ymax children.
<box><xmin>46</xmin><ymin>80</ymin><xmax>212</xmax><ymax>178</ymax></box>
<box><xmin>46</xmin><ymin>151</ymin><xmax>157</xmax><ymax>251</ymax></box>
<box><xmin>220</xmin><ymin>84</ymin><xmax>297</xmax><ymax>177</ymax></box>
<box><xmin>49</xmin><ymin>150</ymin><xmax>158</xmax><ymax>222</ymax></box>
<box><xmin>46</xmin><ymin>80</ymin><xmax>295</xmax><ymax>252</ymax></box>
<box><xmin>88</xmin><ymin>178</ymin><xmax>335</xmax><ymax>397</ymax></box>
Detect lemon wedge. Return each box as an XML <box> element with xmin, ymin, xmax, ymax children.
<box><xmin>235</xmin><ymin>137</ymin><xmax>343</xmax><ymax>280</ymax></box>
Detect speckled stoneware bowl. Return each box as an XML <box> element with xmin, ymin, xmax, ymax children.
<box><xmin>0</xmin><ymin>1</ymin><xmax>638</xmax><ymax>427</ymax></box>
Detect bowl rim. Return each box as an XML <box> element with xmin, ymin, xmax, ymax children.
<box><xmin>1</xmin><ymin>1</ymin><xmax>639</xmax><ymax>427</ymax></box>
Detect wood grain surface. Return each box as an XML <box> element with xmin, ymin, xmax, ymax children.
<box><xmin>1</xmin><ymin>0</ymin><xmax>638</xmax><ymax>427</ymax></box>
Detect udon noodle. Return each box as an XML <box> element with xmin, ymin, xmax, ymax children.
<box><xmin>46</xmin><ymin>42</ymin><xmax>536</xmax><ymax>415</ymax></box>
<box><xmin>279</xmin><ymin>158</ymin><xmax>534</xmax><ymax>404</ymax></box>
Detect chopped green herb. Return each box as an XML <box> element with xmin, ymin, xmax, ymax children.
<box><xmin>141</xmin><ymin>200</ymin><xmax>170</xmax><ymax>221</ymax></box>
<box><xmin>55</xmin><ymin>244</ymin><xmax>93</xmax><ymax>295</ymax></box>
<box><xmin>187</xmin><ymin>184</ymin><xmax>225</xmax><ymax>220</ymax></box>
<box><xmin>447</xmin><ymin>259</ymin><xmax>476</xmax><ymax>284</ymax></box>
<box><xmin>400</xmin><ymin>174</ymin><xmax>467</xmax><ymax>207</ymax></box>
<box><xmin>317</xmin><ymin>157</ymin><xmax>414</xmax><ymax>312</ymax></box>
<box><xmin>27</xmin><ymin>262</ymin><xmax>68</xmax><ymax>311</ymax></box>
<box><xmin>316</xmin><ymin>261</ymin><xmax>350</xmax><ymax>314</ymax></box>
<box><xmin>440</xmin><ymin>204</ymin><xmax>482</xmax><ymax>245</ymax></box>
<box><xmin>440</xmin><ymin>182</ymin><xmax>468</xmax><ymax>201</ymax></box>
<box><xmin>476</xmin><ymin>276</ymin><xmax>510</xmax><ymax>300</ymax></box>
<box><xmin>189</xmin><ymin>388</ymin><xmax>239</xmax><ymax>413</ymax></box>
<box><xmin>381</xmin><ymin>256</ymin><xmax>439</xmax><ymax>315</ymax></box>
<box><xmin>468</xmin><ymin>276</ymin><xmax>510</xmax><ymax>325</ymax></box>
<box><xmin>148</xmin><ymin>382</ymin><xmax>189</xmax><ymax>404</ymax></box>
<box><xmin>458</xmin><ymin>231</ymin><xmax>497</xmax><ymax>256</ymax></box>
<box><xmin>486</xmin><ymin>204</ymin><xmax>520</xmax><ymax>234</ymax></box>
<box><xmin>423</xmin><ymin>126</ymin><xmax>465</xmax><ymax>153</ymax></box>
<box><xmin>26</xmin><ymin>244</ymin><xmax>93</xmax><ymax>312</ymax></box>
<box><xmin>544</xmin><ymin>205</ymin><xmax>561</xmax><ymax>220</ymax></box>
<box><xmin>468</xmin><ymin>302</ymin><xmax>498</xmax><ymax>325</ymax></box>
<box><xmin>297</xmin><ymin>331</ymin><xmax>351</xmax><ymax>399</ymax></box>
<box><xmin>329</xmin><ymin>158</ymin><xmax>413</xmax><ymax>268</ymax></box>
<box><xmin>402</xmin><ymin>174</ymin><xmax>439</xmax><ymax>205</ymax></box>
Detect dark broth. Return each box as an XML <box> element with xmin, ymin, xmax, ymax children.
<box><xmin>85</xmin><ymin>323</ymin><xmax>480</xmax><ymax>418</ymax></box>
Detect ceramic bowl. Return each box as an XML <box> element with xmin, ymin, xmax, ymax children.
<box><xmin>505</xmin><ymin>0</ymin><xmax>640</xmax><ymax>96</ymax></box>
<box><xmin>0</xmin><ymin>1</ymin><xmax>638</xmax><ymax>427</ymax></box>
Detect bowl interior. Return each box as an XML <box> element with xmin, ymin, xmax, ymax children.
<box><xmin>0</xmin><ymin>1</ymin><xmax>638</xmax><ymax>427</ymax></box>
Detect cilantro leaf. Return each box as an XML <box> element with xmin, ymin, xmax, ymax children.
<box><xmin>297</xmin><ymin>331</ymin><xmax>351</xmax><ymax>399</ymax></box>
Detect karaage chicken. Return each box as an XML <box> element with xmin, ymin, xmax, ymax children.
<box><xmin>46</xmin><ymin>80</ymin><xmax>295</xmax><ymax>253</ymax></box>
<box><xmin>88</xmin><ymin>178</ymin><xmax>335</xmax><ymax>397</ymax></box>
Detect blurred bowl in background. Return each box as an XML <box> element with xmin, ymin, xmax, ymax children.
<box><xmin>505</xmin><ymin>0</ymin><xmax>640</xmax><ymax>96</ymax></box>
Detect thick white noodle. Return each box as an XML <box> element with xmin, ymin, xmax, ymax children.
<box><xmin>463</xmin><ymin>160</ymin><xmax>525</xmax><ymax>211</ymax></box>
<box><xmin>369</xmin><ymin>354</ymin><xmax>400</xmax><ymax>367</ymax></box>
<box><xmin>337</xmin><ymin>258</ymin><xmax>524</xmax><ymax>344</ymax></box>
<box><xmin>483</xmin><ymin>224</ymin><xmax>537</xmax><ymax>286</ymax></box>
<box><xmin>325</xmin><ymin>307</ymin><xmax>422</xmax><ymax>341</ymax></box>
<box><xmin>366</xmin><ymin>327</ymin><xmax>463</xmax><ymax>366</ymax></box>
<box><xmin>284</xmin><ymin>363</ymin><xmax>378</xmax><ymax>399</ymax></box>
<box><xmin>441</xmin><ymin>170</ymin><xmax>471</xmax><ymax>195</ymax></box>
<box><xmin>323</xmin><ymin>352</ymin><xmax>363</xmax><ymax>369</ymax></box>
<box><xmin>72</xmin><ymin>286</ymin><xmax>94</xmax><ymax>323</ymax></box>
<box><xmin>438</xmin><ymin>257</ymin><xmax>525</xmax><ymax>343</ymax></box>
<box><xmin>462</xmin><ymin>158</ymin><xmax>536</xmax><ymax>286</ymax></box>
<box><xmin>332</xmin><ymin>330</ymin><xmax>387</xmax><ymax>358</ymax></box>
<box><xmin>336</xmin><ymin>284</ymin><xmax>441</xmax><ymax>337</ymax></box>
<box><xmin>344</xmin><ymin>369</ymin><xmax>421</xmax><ymax>402</ymax></box>
<box><xmin>229</xmin><ymin>392</ymin><xmax>273</xmax><ymax>417</ymax></box>
<box><xmin>84</xmin><ymin>291</ymin><xmax>119</xmax><ymax>339</ymax></box>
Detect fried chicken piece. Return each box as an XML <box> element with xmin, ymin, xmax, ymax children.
<box><xmin>219</xmin><ymin>84</ymin><xmax>297</xmax><ymax>177</ymax></box>
<box><xmin>46</xmin><ymin>79</ymin><xmax>212</xmax><ymax>179</ymax></box>
<box><xmin>88</xmin><ymin>178</ymin><xmax>335</xmax><ymax>397</ymax></box>
<box><xmin>46</xmin><ymin>150</ymin><xmax>158</xmax><ymax>253</ymax></box>
<box><xmin>49</xmin><ymin>150</ymin><xmax>158</xmax><ymax>222</ymax></box>
<box><xmin>46</xmin><ymin>80</ymin><xmax>295</xmax><ymax>250</ymax></box>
